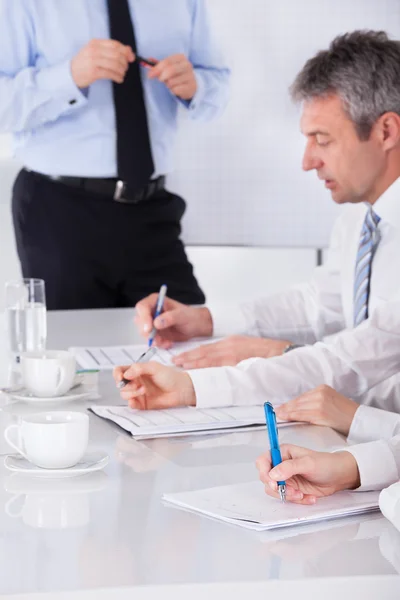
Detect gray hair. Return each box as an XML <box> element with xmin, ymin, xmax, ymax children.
<box><xmin>291</xmin><ymin>30</ymin><xmax>400</xmax><ymax>140</ymax></box>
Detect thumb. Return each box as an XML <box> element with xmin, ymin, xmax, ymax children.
<box><xmin>269</xmin><ymin>455</ymin><xmax>313</xmax><ymax>482</ymax></box>
<box><xmin>154</xmin><ymin>308</ymin><xmax>183</xmax><ymax>330</ymax></box>
<box><xmin>126</xmin><ymin>46</ymin><xmax>135</xmax><ymax>62</ymax></box>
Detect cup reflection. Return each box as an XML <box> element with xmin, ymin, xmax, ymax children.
<box><xmin>4</xmin><ymin>471</ymin><xmax>108</xmax><ymax>529</ymax></box>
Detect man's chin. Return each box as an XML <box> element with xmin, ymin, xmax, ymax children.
<box><xmin>330</xmin><ymin>190</ymin><xmax>348</xmax><ymax>204</ymax></box>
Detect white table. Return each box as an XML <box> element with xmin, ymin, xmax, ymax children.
<box><xmin>0</xmin><ymin>309</ymin><xmax>399</xmax><ymax>598</ymax></box>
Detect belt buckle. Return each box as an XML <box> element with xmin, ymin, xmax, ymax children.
<box><xmin>113</xmin><ymin>180</ymin><xmax>125</xmax><ymax>202</ymax></box>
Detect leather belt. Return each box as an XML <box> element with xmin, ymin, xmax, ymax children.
<box><xmin>27</xmin><ymin>170</ymin><xmax>166</xmax><ymax>204</ymax></box>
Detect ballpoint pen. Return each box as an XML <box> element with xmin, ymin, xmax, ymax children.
<box><xmin>147</xmin><ymin>284</ymin><xmax>168</xmax><ymax>348</ymax></box>
<box><xmin>118</xmin><ymin>285</ymin><xmax>168</xmax><ymax>390</ymax></box>
<box><xmin>117</xmin><ymin>346</ymin><xmax>157</xmax><ymax>390</ymax></box>
<box><xmin>136</xmin><ymin>55</ymin><xmax>158</xmax><ymax>67</ymax></box>
<box><xmin>264</xmin><ymin>401</ymin><xmax>286</xmax><ymax>503</ymax></box>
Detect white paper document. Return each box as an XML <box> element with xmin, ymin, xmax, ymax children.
<box><xmin>90</xmin><ymin>405</ymin><xmax>299</xmax><ymax>439</ymax></box>
<box><xmin>163</xmin><ymin>481</ymin><xmax>381</xmax><ymax>531</ymax></box>
<box><xmin>70</xmin><ymin>339</ymin><xmax>219</xmax><ymax>371</ymax></box>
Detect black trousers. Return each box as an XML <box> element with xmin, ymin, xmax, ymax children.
<box><xmin>12</xmin><ymin>169</ymin><xmax>205</xmax><ymax>310</ymax></box>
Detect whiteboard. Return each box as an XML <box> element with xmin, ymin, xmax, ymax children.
<box><xmin>171</xmin><ymin>0</ymin><xmax>400</xmax><ymax>248</ymax></box>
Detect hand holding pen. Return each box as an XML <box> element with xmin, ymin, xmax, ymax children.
<box><xmin>134</xmin><ymin>52</ymin><xmax>196</xmax><ymax>100</ymax></box>
<box><xmin>118</xmin><ymin>284</ymin><xmax>167</xmax><ymax>390</ymax></box>
<box><xmin>256</xmin><ymin>441</ymin><xmax>360</xmax><ymax>505</ymax></box>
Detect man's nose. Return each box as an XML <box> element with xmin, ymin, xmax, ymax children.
<box><xmin>302</xmin><ymin>148</ymin><xmax>323</xmax><ymax>172</ymax></box>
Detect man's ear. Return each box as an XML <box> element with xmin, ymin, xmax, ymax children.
<box><xmin>377</xmin><ymin>112</ymin><xmax>400</xmax><ymax>150</ymax></box>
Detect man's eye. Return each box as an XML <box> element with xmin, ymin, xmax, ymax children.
<box><xmin>316</xmin><ymin>139</ymin><xmax>330</xmax><ymax>147</ymax></box>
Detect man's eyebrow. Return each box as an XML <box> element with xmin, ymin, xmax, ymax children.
<box><xmin>302</xmin><ymin>130</ymin><xmax>331</xmax><ymax>137</ymax></box>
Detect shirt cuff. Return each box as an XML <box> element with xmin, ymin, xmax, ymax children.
<box><xmin>209</xmin><ymin>304</ymin><xmax>249</xmax><ymax>337</ymax></box>
<box><xmin>188</xmin><ymin>367</ymin><xmax>235</xmax><ymax>408</ymax></box>
<box><xmin>345</xmin><ymin>441</ymin><xmax>400</xmax><ymax>491</ymax></box>
<box><xmin>348</xmin><ymin>405</ymin><xmax>400</xmax><ymax>445</ymax></box>
<box><xmin>184</xmin><ymin>69</ymin><xmax>207</xmax><ymax>116</ymax></box>
<box><xmin>35</xmin><ymin>59</ymin><xmax>88</xmax><ymax>109</ymax></box>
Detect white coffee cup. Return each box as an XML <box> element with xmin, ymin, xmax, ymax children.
<box><xmin>21</xmin><ymin>350</ymin><xmax>76</xmax><ymax>397</ymax></box>
<box><xmin>4</xmin><ymin>411</ymin><xmax>89</xmax><ymax>469</ymax></box>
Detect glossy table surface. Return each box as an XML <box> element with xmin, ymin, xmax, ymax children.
<box><xmin>0</xmin><ymin>308</ymin><xmax>399</xmax><ymax>597</ymax></box>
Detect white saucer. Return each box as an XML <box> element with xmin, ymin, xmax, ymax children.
<box><xmin>8</xmin><ymin>387</ymin><xmax>92</xmax><ymax>404</ymax></box>
<box><xmin>4</xmin><ymin>451</ymin><xmax>109</xmax><ymax>478</ymax></box>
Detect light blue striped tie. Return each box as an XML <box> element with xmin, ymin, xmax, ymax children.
<box><xmin>353</xmin><ymin>207</ymin><xmax>381</xmax><ymax>327</ymax></box>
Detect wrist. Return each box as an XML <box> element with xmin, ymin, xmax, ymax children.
<box><xmin>256</xmin><ymin>339</ymin><xmax>290</xmax><ymax>359</ymax></box>
<box><xmin>343</xmin><ymin>402</ymin><xmax>358</xmax><ymax>435</ymax></box>
<box><xmin>179</xmin><ymin>373</ymin><xmax>196</xmax><ymax>407</ymax></box>
<box><xmin>197</xmin><ymin>307</ymin><xmax>213</xmax><ymax>337</ymax></box>
<box><xmin>282</xmin><ymin>342</ymin><xmax>304</xmax><ymax>355</ymax></box>
<box><xmin>334</xmin><ymin>451</ymin><xmax>361</xmax><ymax>491</ymax></box>
<box><xmin>266</xmin><ymin>340</ymin><xmax>293</xmax><ymax>358</ymax></box>
<box><xmin>337</xmin><ymin>406</ymin><xmax>358</xmax><ymax>437</ymax></box>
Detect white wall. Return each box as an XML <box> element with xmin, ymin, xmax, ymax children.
<box><xmin>171</xmin><ymin>0</ymin><xmax>400</xmax><ymax>247</ymax></box>
<box><xmin>0</xmin><ymin>136</ymin><xmax>21</xmax><ymax>306</ymax></box>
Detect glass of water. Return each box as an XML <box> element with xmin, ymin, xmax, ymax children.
<box><xmin>5</xmin><ymin>278</ymin><xmax>47</xmax><ymax>363</ymax></box>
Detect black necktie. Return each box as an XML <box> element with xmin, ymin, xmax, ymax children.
<box><xmin>106</xmin><ymin>0</ymin><xmax>154</xmax><ymax>190</ymax></box>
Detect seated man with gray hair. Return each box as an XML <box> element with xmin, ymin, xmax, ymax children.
<box><xmin>128</xmin><ymin>29</ymin><xmax>400</xmax><ymax>416</ymax></box>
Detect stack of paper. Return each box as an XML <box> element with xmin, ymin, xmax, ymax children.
<box><xmin>90</xmin><ymin>405</ymin><xmax>298</xmax><ymax>440</ymax></box>
<box><xmin>163</xmin><ymin>481</ymin><xmax>380</xmax><ymax>531</ymax></box>
<box><xmin>70</xmin><ymin>339</ymin><xmax>220</xmax><ymax>371</ymax></box>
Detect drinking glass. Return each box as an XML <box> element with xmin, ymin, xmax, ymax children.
<box><xmin>5</xmin><ymin>279</ymin><xmax>47</xmax><ymax>363</ymax></box>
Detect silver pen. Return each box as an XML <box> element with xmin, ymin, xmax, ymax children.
<box><xmin>117</xmin><ymin>346</ymin><xmax>157</xmax><ymax>389</ymax></box>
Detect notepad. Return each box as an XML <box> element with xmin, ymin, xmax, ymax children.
<box><xmin>71</xmin><ymin>339</ymin><xmax>220</xmax><ymax>371</ymax></box>
<box><xmin>90</xmin><ymin>405</ymin><xmax>300</xmax><ymax>440</ymax></box>
<box><xmin>163</xmin><ymin>481</ymin><xmax>380</xmax><ymax>531</ymax></box>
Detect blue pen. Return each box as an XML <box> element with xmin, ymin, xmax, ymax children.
<box><xmin>147</xmin><ymin>284</ymin><xmax>168</xmax><ymax>348</ymax></box>
<box><xmin>264</xmin><ymin>402</ymin><xmax>286</xmax><ymax>503</ymax></box>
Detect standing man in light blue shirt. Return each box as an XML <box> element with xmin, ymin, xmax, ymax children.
<box><xmin>0</xmin><ymin>0</ymin><xmax>230</xmax><ymax>310</ymax></box>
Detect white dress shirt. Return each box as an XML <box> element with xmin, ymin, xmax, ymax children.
<box><xmin>188</xmin><ymin>176</ymin><xmax>400</xmax><ymax>412</ymax></box>
<box><xmin>344</xmin><ymin>405</ymin><xmax>400</xmax><ymax>491</ymax></box>
<box><xmin>346</xmin><ymin>428</ymin><xmax>400</xmax><ymax>492</ymax></box>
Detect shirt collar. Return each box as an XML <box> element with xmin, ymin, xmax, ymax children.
<box><xmin>368</xmin><ymin>175</ymin><xmax>400</xmax><ymax>229</ymax></box>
